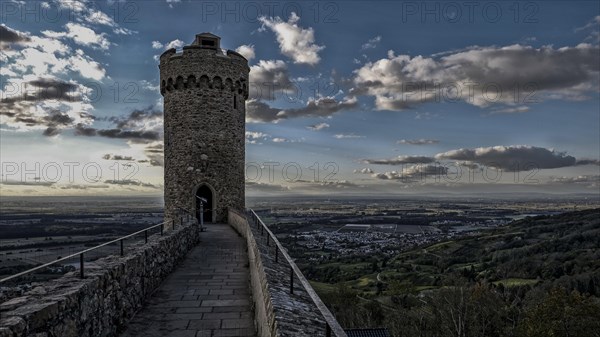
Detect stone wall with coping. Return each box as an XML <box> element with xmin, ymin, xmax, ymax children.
<box><xmin>228</xmin><ymin>209</ymin><xmax>347</xmax><ymax>337</ymax></box>
<box><xmin>0</xmin><ymin>221</ymin><xmax>200</xmax><ymax>337</ymax></box>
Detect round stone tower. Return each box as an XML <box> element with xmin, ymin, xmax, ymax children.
<box><xmin>160</xmin><ymin>33</ymin><xmax>249</xmax><ymax>226</ymax></box>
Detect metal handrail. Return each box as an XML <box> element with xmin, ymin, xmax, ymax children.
<box><xmin>247</xmin><ymin>209</ymin><xmax>347</xmax><ymax>337</ymax></box>
<box><xmin>0</xmin><ymin>211</ymin><xmax>196</xmax><ymax>284</ymax></box>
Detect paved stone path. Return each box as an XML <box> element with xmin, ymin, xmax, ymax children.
<box><xmin>121</xmin><ymin>224</ymin><xmax>256</xmax><ymax>337</ymax></box>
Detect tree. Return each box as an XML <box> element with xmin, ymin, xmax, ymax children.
<box><xmin>519</xmin><ymin>288</ymin><xmax>600</xmax><ymax>337</ymax></box>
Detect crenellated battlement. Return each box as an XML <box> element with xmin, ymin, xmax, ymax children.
<box><xmin>159</xmin><ymin>46</ymin><xmax>249</xmax><ymax>64</ymax></box>
<box><xmin>160</xmin><ymin>73</ymin><xmax>248</xmax><ymax>99</ymax></box>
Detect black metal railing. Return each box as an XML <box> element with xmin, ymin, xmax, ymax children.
<box><xmin>246</xmin><ymin>209</ymin><xmax>347</xmax><ymax>337</ymax></box>
<box><xmin>0</xmin><ymin>211</ymin><xmax>197</xmax><ymax>285</ymax></box>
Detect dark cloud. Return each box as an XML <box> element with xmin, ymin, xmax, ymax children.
<box><xmin>46</xmin><ymin>112</ymin><xmax>74</xmax><ymax>125</ymax></box>
<box><xmin>246</xmin><ymin>96</ymin><xmax>357</xmax><ymax>123</ymax></box>
<box><xmin>373</xmin><ymin>165</ymin><xmax>449</xmax><ymax>181</ymax></box>
<box><xmin>246</xmin><ymin>100</ymin><xmax>283</xmax><ymax>122</ymax></box>
<box><xmin>0</xmin><ymin>24</ymin><xmax>30</xmax><ymax>45</ymax></box>
<box><xmin>0</xmin><ymin>78</ymin><xmax>85</xmax><ymax>136</ymax></box>
<box><xmin>103</xmin><ymin>179</ymin><xmax>160</xmax><ymax>189</ymax></box>
<box><xmin>0</xmin><ymin>180</ymin><xmax>55</xmax><ymax>187</ymax></box>
<box><xmin>435</xmin><ymin>145</ymin><xmax>577</xmax><ymax>171</ymax></box>
<box><xmin>397</xmin><ymin>139</ymin><xmax>440</xmax><ymax>145</ymax></box>
<box><xmin>57</xmin><ymin>184</ymin><xmax>110</xmax><ymax>190</ymax></box>
<box><xmin>43</xmin><ymin>127</ymin><xmax>61</xmax><ymax>137</ymax></box>
<box><xmin>102</xmin><ymin>154</ymin><xmax>135</xmax><ymax>161</ymax></box>
<box><xmin>1</xmin><ymin>78</ymin><xmax>80</xmax><ymax>104</ymax></box>
<box><xmin>363</xmin><ymin>155</ymin><xmax>435</xmax><ymax>165</ymax></box>
<box><xmin>74</xmin><ymin>107</ymin><xmax>163</xmax><ymax>143</ymax></box>
<box><xmin>108</xmin><ymin>106</ymin><xmax>163</xmax><ymax>129</ymax></box>
<box><xmin>575</xmin><ymin>159</ymin><xmax>600</xmax><ymax>166</ymax></box>
<box><xmin>249</xmin><ymin>60</ymin><xmax>296</xmax><ymax>101</ymax></box>
<box><xmin>74</xmin><ymin>124</ymin><xmax>97</xmax><ymax>136</ymax></box>
<box><xmin>97</xmin><ymin>129</ymin><xmax>160</xmax><ymax>141</ymax></box>
<box><xmin>143</xmin><ymin>142</ymin><xmax>164</xmax><ymax>166</ymax></box>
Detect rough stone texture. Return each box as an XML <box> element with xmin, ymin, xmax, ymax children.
<box><xmin>228</xmin><ymin>210</ymin><xmax>347</xmax><ymax>337</ymax></box>
<box><xmin>120</xmin><ymin>223</ymin><xmax>256</xmax><ymax>337</ymax></box>
<box><xmin>0</xmin><ymin>220</ymin><xmax>199</xmax><ymax>337</ymax></box>
<box><xmin>160</xmin><ymin>33</ymin><xmax>250</xmax><ymax>226</ymax></box>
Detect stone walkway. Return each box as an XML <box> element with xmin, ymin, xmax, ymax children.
<box><xmin>121</xmin><ymin>224</ymin><xmax>256</xmax><ymax>337</ymax></box>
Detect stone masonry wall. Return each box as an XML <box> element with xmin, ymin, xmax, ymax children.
<box><xmin>228</xmin><ymin>209</ymin><xmax>348</xmax><ymax>337</ymax></box>
<box><xmin>0</xmin><ymin>221</ymin><xmax>199</xmax><ymax>337</ymax></box>
<box><xmin>161</xmin><ymin>41</ymin><xmax>249</xmax><ymax>226</ymax></box>
<box><xmin>228</xmin><ymin>209</ymin><xmax>277</xmax><ymax>337</ymax></box>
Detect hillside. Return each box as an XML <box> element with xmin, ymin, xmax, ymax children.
<box><xmin>313</xmin><ymin>208</ymin><xmax>600</xmax><ymax>337</ymax></box>
<box><xmin>387</xmin><ymin>208</ymin><xmax>600</xmax><ymax>292</ymax></box>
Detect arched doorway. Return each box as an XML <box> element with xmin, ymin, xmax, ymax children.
<box><xmin>195</xmin><ymin>185</ymin><xmax>214</xmax><ymax>223</ymax></box>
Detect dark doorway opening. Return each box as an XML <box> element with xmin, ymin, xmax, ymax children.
<box><xmin>196</xmin><ymin>185</ymin><xmax>213</xmax><ymax>223</ymax></box>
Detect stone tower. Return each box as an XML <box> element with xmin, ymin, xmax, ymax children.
<box><xmin>160</xmin><ymin>33</ymin><xmax>249</xmax><ymax>226</ymax></box>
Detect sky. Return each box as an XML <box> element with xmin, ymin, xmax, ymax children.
<box><xmin>0</xmin><ymin>0</ymin><xmax>599</xmax><ymax>198</ymax></box>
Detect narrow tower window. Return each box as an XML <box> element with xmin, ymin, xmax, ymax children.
<box><xmin>233</xmin><ymin>94</ymin><xmax>237</xmax><ymax>109</ymax></box>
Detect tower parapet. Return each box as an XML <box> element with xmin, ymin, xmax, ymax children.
<box><xmin>160</xmin><ymin>33</ymin><xmax>249</xmax><ymax>225</ymax></box>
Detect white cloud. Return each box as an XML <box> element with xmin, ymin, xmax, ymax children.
<box><xmin>352</xmin><ymin>44</ymin><xmax>600</xmax><ymax>110</ymax></box>
<box><xmin>354</xmin><ymin>168</ymin><xmax>374</xmax><ymax>174</ymax></box>
<box><xmin>245</xmin><ymin>131</ymin><xmax>269</xmax><ymax>144</ymax></box>
<box><xmin>259</xmin><ymin>13</ymin><xmax>324</xmax><ymax>65</ymax></box>
<box><xmin>151</xmin><ymin>41</ymin><xmax>164</xmax><ymax>49</ymax></box>
<box><xmin>1</xmin><ymin>25</ymin><xmax>106</xmax><ymax>82</ymax></box>
<box><xmin>85</xmin><ymin>9</ymin><xmax>135</xmax><ymax>35</ymax></box>
<box><xmin>43</xmin><ymin>23</ymin><xmax>111</xmax><ymax>50</ymax></box>
<box><xmin>334</xmin><ymin>133</ymin><xmax>365</xmax><ymax>139</ymax></box>
<box><xmin>235</xmin><ymin>44</ymin><xmax>255</xmax><ymax>61</ymax></box>
<box><xmin>68</xmin><ymin>49</ymin><xmax>106</xmax><ymax>80</ymax></box>
<box><xmin>548</xmin><ymin>175</ymin><xmax>599</xmax><ymax>187</ymax></box>
<box><xmin>307</xmin><ymin>122</ymin><xmax>330</xmax><ymax>131</ymax></box>
<box><xmin>490</xmin><ymin>106</ymin><xmax>530</xmax><ymax>114</ymax></box>
<box><xmin>575</xmin><ymin>15</ymin><xmax>600</xmax><ymax>41</ymax></box>
<box><xmin>361</xmin><ymin>36</ymin><xmax>381</xmax><ymax>50</ymax></box>
<box><xmin>165</xmin><ymin>39</ymin><xmax>184</xmax><ymax>50</ymax></box>
<box><xmin>166</xmin><ymin>0</ymin><xmax>181</xmax><ymax>8</ymax></box>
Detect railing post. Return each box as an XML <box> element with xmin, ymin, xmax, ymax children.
<box><xmin>180</xmin><ymin>216</ymin><xmax>183</xmax><ymax>227</ymax></box>
<box><xmin>290</xmin><ymin>267</ymin><xmax>294</xmax><ymax>294</ymax></box>
<box><xmin>161</xmin><ymin>223</ymin><xmax>164</xmax><ymax>236</ymax></box>
<box><xmin>120</xmin><ymin>239</ymin><xmax>124</xmax><ymax>256</ymax></box>
<box><xmin>266</xmin><ymin>234</ymin><xmax>270</xmax><ymax>246</ymax></box>
<box><xmin>80</xmin><ymin>253</ymin><xmax>84</xmax><ymax>279</ymax></box>
<box><xmin>173</xmin><ymin>219</ymin><xmax>176</xmax><ymax>230</ymax></box>
<box><xmin>145</xmin><ymin>230</ymin><xmax>148</xmax><ymax>243</ymax></box>
<box><xmin>326</xmin><ymin>323</ymin><xmax>331</xmax><ymax>337</ymax></box>
<box><xmin>275</xmin><ymin>247</ymin><xmax>278</xmax><ymax>263</ymax></box>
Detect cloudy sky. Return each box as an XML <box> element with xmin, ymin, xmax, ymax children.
<box><xmin>1</xmin><ymin>0</ymin><xmax>599</xmax><ymax>197</ymax></box>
